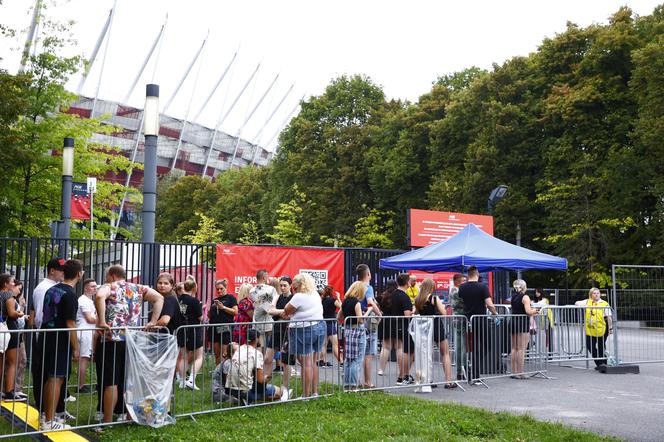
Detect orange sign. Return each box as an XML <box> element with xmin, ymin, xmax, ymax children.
<box><xmin>408</xmin><ymin>209</ymin><xmax>494</xmax><ymax>247</ymax></box>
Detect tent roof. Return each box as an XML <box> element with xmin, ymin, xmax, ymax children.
<box><xmin>380</xmin><ymin>223</ymin><xmax>567</xmax><ymax>272</ymax></box>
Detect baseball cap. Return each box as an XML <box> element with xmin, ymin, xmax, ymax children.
<box><xmin>47</xmin><ymin>257</ymin><xmax>66</xmax><ymax>271</ymax></box>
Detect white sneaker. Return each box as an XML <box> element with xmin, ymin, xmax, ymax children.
<box><xmin>95</xmin><ymin>411</ymin><xmax>104</xmax><ymax>422</ymax></box>
<box><xmin>280</xmin><ymin>387</ymin><xmax>289</xmax><ymax>401</ymax></box>
<box><xmin>184</xmin><ymin>379</ymin><xmax>200</xmax><ymax>391</ymax></box>
<box><xmin>377</xmin><ymin>370</ymin><xmax>384</xmax><ymax>376</ymax></box>
<box><xmin>41</xmin><ymin>420</ymin><xmax>71</xmax><ymax>431</ymax></box>
<box><xmin>56</xmin><ymin>411</ymin><xmax>76</xmax><ymax>421</ymax></box>
<box><xmin>65</xmin><ymin>394</ymin><xmax>76</xmax><ymax>402</ymax></box>
<box><xmin>178</xmin><ymin>379</ymin><xmax>186</xmax><ymax>389</ymax></box>
<box><xmin>116</xmin><ymin>413</ymin><xmax>129</xmax><ymax>423</ymax></box>
<box><xmin>290</xmin><ymin>367</ymin><xmax>299</xmax><ymax>377</ymax></box>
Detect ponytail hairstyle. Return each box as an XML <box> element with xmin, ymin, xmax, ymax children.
<box><xmin>414</xmin><ymin>278</ymin><xmax>435</xmax><ymax>314</ymax></box>
<box><xmin>183</xmin><ymin>275</ymin><xmax>197</xmax><ymax>294</ymax></box>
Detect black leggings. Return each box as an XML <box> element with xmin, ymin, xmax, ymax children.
<box><xmin>586</xmin><ymin>334</ymin><xmax>608</xmax><ymax>367</ymax></box>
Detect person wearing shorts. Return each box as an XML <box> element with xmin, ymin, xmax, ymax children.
<box><xmin>95</xmin><ymin>264</ymin><xmax>163</xmax><ymax>424</ymax></box>
<box><xmin>177</xmin><ymin>276</ymin><xmax>204</xmax><ymax>390</ymax></box>
<box><xmin>208</xmin><ymin>279</ymin><xmax>237</xmax><ymax>366</ymax></box>
<box><xmin>284</xmin><ymin>273</ymin><xmax>325</xmax><ymax>398</ymax></box>
<box><xmin>0</xmin><ymin>273</ymin><xmax>27</xmax><ymax>402</ymax></box>
<box><xmin>40</xmin><ymin>259</ymin><xmax>83</xmax><ymax>430</ymax></box>
<box><xmin>76</xmin><ymin>278</ymin><xmax>98</xmax><ymax>393</ymax></box>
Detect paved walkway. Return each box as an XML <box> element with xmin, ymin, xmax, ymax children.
<box><xmin>391</xmin><ymin>362</ymin><xmax>664</xmax><ymax>442</ymax></box>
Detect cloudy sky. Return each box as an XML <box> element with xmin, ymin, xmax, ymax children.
<box><xmin>1</xmin><ymin>0</ymin><xmax>661</xmax><ymax>150</ymax></box>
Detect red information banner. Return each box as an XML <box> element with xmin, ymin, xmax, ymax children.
<box><xmin>408</xmin><ymin>209</ymin><xmax>494</xmax><ymax>247</ymax></box>
<box><xmin>215</xmin><ymin>244</ymin><xmax>345</xmax><ymax>296</ymax></box>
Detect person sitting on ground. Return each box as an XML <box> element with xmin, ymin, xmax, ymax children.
<box><xmin>94</xmin><ymin>264</ymin><xmax>163</xmax><ymax>424</ymax></box>
<box><xmin>225</xmin><ymin>329</ymin><xmax>289</xmax><ymax>403</ymax></box>
<box><xmin>76</xmin><ymin>278</ymin><xmax>98</xmax><ymax>393</ymax></box>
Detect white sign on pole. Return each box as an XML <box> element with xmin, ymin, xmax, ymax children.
<box><xmin>87</xmin><ymin>177</ymin><xmax>97</xmax><ymax>240</ymax></box>
<box><xmin>87</xmin><ymin>177</ymin><xmax>97</xmax><ymax>194</ymax></box>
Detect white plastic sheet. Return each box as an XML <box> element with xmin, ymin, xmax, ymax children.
<box><xmin>409</xmin><ymin>316</ymin><xmax>434</xmax><ymax>388</ymax></box>
<box><xmin>124</xmin><ymin>329</ymin><xmax>178</xmax><ymax>427</ymax></box>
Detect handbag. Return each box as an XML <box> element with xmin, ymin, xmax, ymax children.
<box><xmin>367</xmin><ymin>310</ymin><xmax>381</xmax><ymax>332</ymax></box>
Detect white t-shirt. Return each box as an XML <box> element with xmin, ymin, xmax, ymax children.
<box><xmin>32</xmin><ymin>277</ymin><xmax>58</xmax><ymax>329</ymax></box>
<box><xmin>225</xmin><ymin>344</ymin><xmax>263</xmax><ymax>391</ymax></box>
<box><xmin>250</xmin><ymin>284</ymin><xmax>277</xmax><ymax>303</ymax></box>
<box><xmin>76</xmin><ymin>295</ymin><xmax>97</xmax><ymax>329</ymax></box>
<box><xmin>288</xmin><ymin>291</ymin><xmax>324</xmax><ymax>327</ymax></box>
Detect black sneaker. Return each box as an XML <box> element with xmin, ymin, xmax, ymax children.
<box><xmin>317</xmin><ymin>360</ymin><xmax>327</xmax><ymax>367</ymax></box>
<box><xmin>273</xmin><ymin>366</ymin><xmax>283</xmax><ymax>373</ymax></box>
<box><xmin>396</xmin><ymin>377</ymin><xmax>403</xmax><ymax>384</ymax></box>
<box><xmin>3</xmin><ymin>391</ymin><xmax>27</xmax><ymax>402</ymax></box>
<box><xmin>325</xmin><ymin>362</ymin><xmax>333</xmax><ymax>367</ymax></box>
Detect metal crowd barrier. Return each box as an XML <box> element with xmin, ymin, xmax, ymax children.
<box><xmin>341</xmin><ymin>315</ymin><xmax>466</xmax><ymax>393</ymax></box>
<box><xmin>467</xmin><ymin>314</ymin><xmax>549</xmax><ymax>386</ymax></box>
<box><xmin>172</xmin><ymin>319</ymin><xmax>343</xmax><ymax>419</ymax></box>
<box><xmin>540</xmin><ymin>305</ymin><xmax>618</xmax><ymax>367</ymax></box>
<box><xmin>0</xmin><ymin>325</ymin><xmax>158</xmax><ymax>439</ymax></box>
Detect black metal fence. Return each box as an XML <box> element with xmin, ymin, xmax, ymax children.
<box><xmin>0</xmin><ymin>237</ymin><xmax>518</xmax><ymax>308</ymax></box>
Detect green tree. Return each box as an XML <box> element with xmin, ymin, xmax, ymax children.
<box><xmin>269</xmin><ymin>185</ymin><xmax>312</xmax><ymax>245</ymax></box>
<box><xmin>184</xmin><ymin>212</ymin><xmax>224</xmax><ymax>244</ymax></box>
<box><xmin>0</xmin><ymin>13</ymin><xmax>138</xmax><ymax>238</ymax></box>
<box><xmin>352</xmin><ymin>206</ymin><xmax>395</xmax><ymax>249</ymax></box>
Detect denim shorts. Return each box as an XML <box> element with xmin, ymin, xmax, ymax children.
<box><xmin>289</xmin><ymin>321</ymin><xmax>326</xmax><ymax>356</ymax></box>
<box><xmin>365</xmin><ymin>329</ymin><xmax>378</xmax><ymax>356</ymax></box>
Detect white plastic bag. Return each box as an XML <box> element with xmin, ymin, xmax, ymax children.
<box><xmin>409</xmin><ymin>316</ymin><xmax>434</xmax><ymax>387</ymax></box>
<box><xmin>124</xmin><ymin>330</ymin><xmax>178</xmax><ymax>427</ymax></box>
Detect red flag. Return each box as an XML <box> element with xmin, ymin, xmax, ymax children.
<box><xmin>71</xmin><ymin>182</ymin><xmax>91</xmax><ymax>220</ymax></box>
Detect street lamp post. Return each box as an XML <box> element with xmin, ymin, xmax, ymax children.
<box><xmin>60</xmin><ymin>137</ymin><xmax>75</xmax><ymax>240</ymax></box>
<box><xmin>141</xmin><ymin>84</ymin><xmax>160</xmax><ymax>287</ymax></box>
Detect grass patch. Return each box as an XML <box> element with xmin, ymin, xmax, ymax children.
<box><xmin>92</xmin><ymin>391</ymin><xmax>616</xmax><ymax>442</ymax></box>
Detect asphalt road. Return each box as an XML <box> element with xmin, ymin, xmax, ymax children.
<box><xmin>391</xmin><ymin>362</ymin><xmax>664</xmax><ymax>442</ymax></box>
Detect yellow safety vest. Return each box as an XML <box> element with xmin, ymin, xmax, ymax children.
<box><xmin>585</xmin><ymin>299</ymin><xmax>610</xmax><ymax>337</ymax></box>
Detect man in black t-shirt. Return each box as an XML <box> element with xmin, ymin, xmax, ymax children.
<box><xmin>458</xmin><ymin>266</ymin><xmax>497</xmax><ymax>383</ymax></box>
<box><xmin>40</xmin><ymin>259</ymin><xmax>83</xmax><ymax>431</ymax></box>
<box><xmin>390</xmin><ymin>273</ymin><xmax>414</xmax><ymax>385</ymax></box>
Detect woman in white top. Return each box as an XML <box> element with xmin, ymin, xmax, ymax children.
<box><xmin>283</xmin><ymin>273</ymin><xmax>326</xmax><ymax>398</ymax></box>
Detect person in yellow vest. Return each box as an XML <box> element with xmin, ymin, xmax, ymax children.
<box><xmin>575</xmin><ymin>287</ymin><xmax>613</xmax><ymax>369</ymax></box>
<box><xmin>406</xmin><ymin>275</ymin><xmax>419</xmax><ymax>303</ymax></box>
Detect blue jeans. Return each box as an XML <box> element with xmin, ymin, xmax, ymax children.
<box><xmin>343</xmin><ymin>330</ymin><xmax>366</xmax><ymax>387</ymax></box>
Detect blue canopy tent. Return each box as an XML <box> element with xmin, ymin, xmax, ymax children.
<box><xmin>380</xmin><ymin>223</ymin><xmax>567</xmax><ymax>272</ymax></box>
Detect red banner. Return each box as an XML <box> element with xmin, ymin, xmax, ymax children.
<box><xmin>215</xmin><ymin>245</ymin><xmax>345</xmax><ymax>296</ymax></box>
<box><xmin>408</xmin><ymin>209</ymin><xmax>493</xmax><ymax>247</ymax></box>
<box><xmin>71</xmin><ymin>182</ymin><xmax>91</xmax><ymax>220</ymax></box>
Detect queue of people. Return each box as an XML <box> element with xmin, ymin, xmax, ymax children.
<box><xmin>0</xmin><ymin>259</ymin><xmax>616</xmax><ymax>432</ymax></box>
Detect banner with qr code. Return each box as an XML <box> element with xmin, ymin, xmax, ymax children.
<box><xmin>298</xmin><ymin>269</ymin><xmax>329</xmax><ymax>292</ymax></box>
<box><xmin>216</xmin><ymin>244</ymin><xmax>344</xmax><ymax>296</ymax></box>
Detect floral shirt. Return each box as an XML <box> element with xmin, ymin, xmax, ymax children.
<box><xmin>233</xmin><ymin>297</ymin><xmax>254</xmax><ymax>345</ymax></box>
<box><xmin>103</xmin><ymin>281</ymin><xmax>144</xmax><ymax>341</ymax></box>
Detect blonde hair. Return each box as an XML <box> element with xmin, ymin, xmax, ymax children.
<box><xmin>512</xmin><ymin>279</ymin><xmax>527</xmax><ymax>294</ymax></box>
<box><xmin>414</xmin><ymin>278</ymin><xmax>435</xmax><ymax>313</ymax></box>
<box><xmin>344</xmin><ymin>281</ymin><xmax>367</xmax><ymax>301</ymax></box>
<box><xmin>237</xmin><ymin>283</ymin><xmax>253</xmax><ymax>301</ymax></box>
<box><xmin>588</xmin><ymin>287</ymin><xmax>601</xmax><ymax>298</ymax></box>
<box><xmin>293</xmin><ymin>273</ymin><xmax>317</xmax><ymax>294</ymax></box>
